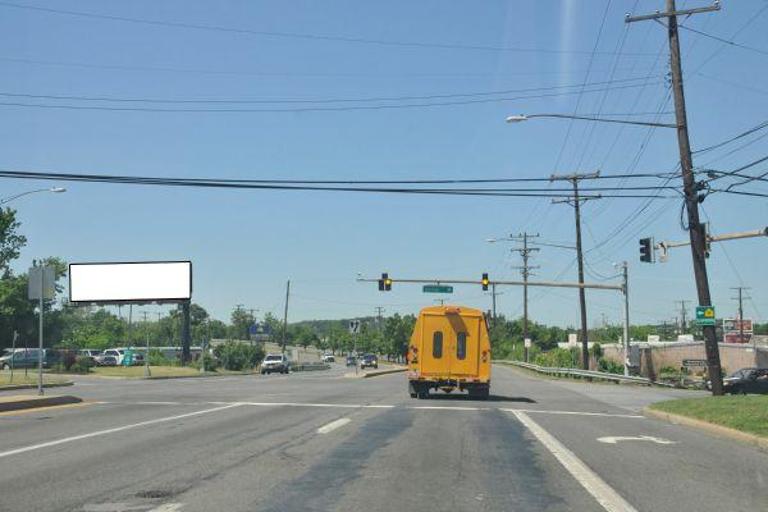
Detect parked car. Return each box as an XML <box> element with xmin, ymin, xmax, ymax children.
<box><xmin>101</xmin><ymin>348</ymin><xmax>143</xmax><ymax>366</ymax></box>
<box><xmin>79</xmin><ymin>349</ymin><xmax>101</xmax><ymax>364</ymax></box>
<box><xmin>360</xmin><ymin>353</ymin><xmax>379</xmax><ymax>369</ymax></box>
<box><xmin>261</xmin><ymin>353</ymin><xmax>290</xmax><ymax>375</ymax></box>
<box><xmin>345</xmin><ymin>355</ymin><xmax>357</xmax><ymax>367</ymax></box>
<box><xmin>720</xmin><ymin>368</ymin><xmax>768</xmax><ymax>395</ymax></box>
<box><xmin>322</xmin><ymin>354</ymin><xmax>335</xmax><ymax>363</ymax></box>
<box><xmin>0</xmin><ymin>349</ymin><xmax>47</xmax><ymax>370</ymax></box>
<box><xmin>94</xmin><ymin>353</ymin><xmax>118</xmax><ymax>366</ymax></box>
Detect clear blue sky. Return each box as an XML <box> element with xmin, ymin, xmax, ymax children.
<box><xmin>1</xmin><ymin>0</ymin><xmax>766</xmax><ymax>328</ymax></box>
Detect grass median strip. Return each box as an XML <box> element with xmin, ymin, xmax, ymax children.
<box><xmin>649</xmin><ymin>395</ymin><xmax>768</xmax><ymax>438</ymax></box>
<box><xmin>0</xmin><ymin>373</ymin><xmax>68</xmax><ymax>387</ymax></box>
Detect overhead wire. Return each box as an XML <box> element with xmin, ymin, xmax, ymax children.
<box><xmin>0</xmin><ymin>1</ymin><xmax>661</xmax><ymax>57</ymax></box>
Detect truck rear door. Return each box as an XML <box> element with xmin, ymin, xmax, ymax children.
<box><xmin>419</xmin><ymin>312</ymin><xmax>453</xmax><ymax>378</ymax></box>
<box><xmin>446</xmin><ymin>313</ymin><xmax>481</xmax><ymax>378</ymax></box>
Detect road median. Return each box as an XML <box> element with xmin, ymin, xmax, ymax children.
<box><xmin>345</xmin><ymin>367</ymin><xmax>406</xmax><ymax>379</ymax></box>
<box><xmin>0</xmin><ymin>394</ymin><xmax>82</xmax><ymax>413</ymax></box>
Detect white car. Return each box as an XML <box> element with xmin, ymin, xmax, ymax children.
<box><xmin>261</xmin><ymin>354</ymin><xmax>290</xmax><ymax>374</ymax></box>
<box><xmin>322</xmin><ymin>354</ymin><xmax>335</xmax><ymax>363</ymax></box>
<box><xmin>102</xmin><ymin>348</ymin><xmax>144</xmax><ymax>366</ymax></box>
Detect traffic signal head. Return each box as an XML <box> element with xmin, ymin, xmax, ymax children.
<box><xmin>639</xmin><ymin>237</ymin><xmax>654</xmax><ymax>263</ymax></box>
<box><xmin>378</xmin><ymin>273</ymin><xmax>392</xmax><ymax>291</ymax></box>
<box><xmin>481</xmin><ymin>272</ymin><xmax>489</xmax><ymax>291</ymax></box>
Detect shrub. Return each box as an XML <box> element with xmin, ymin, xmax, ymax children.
<box><xmin>191</xmin><ymin>353</ymin><xmax>220</xmax><ymax>372</ymax></box>
<box><xmin>598</xmin><ymin>357</ymin><xmax>624</xmax><ymax>374</ymax></box>
<box><xmin>589</xmin><ymin>343</ymin><xmax>604</xmax><ymax>359</ymax></box>
<box><xmin>213</xmin><ymin>342</ymin><xmax>265</xmax><ymax>371</ymax></box>
<box><xmin>148</xmin><ymin>349</ymin><xmax>176</xmax><ymax>366</ymax></box>
<box><xmin>534</xmin><ymin>347</ymin><xmax>580</xmax><ymax>368</ymax></box>
<box><xmin>69</xmin><ymin>356</ymin><xmax>94</xmax><ymax>374</ymax></box>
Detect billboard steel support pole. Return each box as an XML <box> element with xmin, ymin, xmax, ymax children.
<box><xmin>38</xmin><ymin>272</ymin><xmax>44</xmax><ymax>396</ymax></box>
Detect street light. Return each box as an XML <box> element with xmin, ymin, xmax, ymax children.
<box><xmin>0</xmin><ymin>187</ymin><xmax>67</xmax><ymax>205</ymax></box>
<box><xmin>505</xmin><ymin>113</ymin><xmax>678</xmax><ymax>129</ymax></box>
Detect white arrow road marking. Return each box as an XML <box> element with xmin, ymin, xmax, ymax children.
<box><xmin>597</xmin><ymin>435</ymin><xmax>676</xmax><ymax>445</ymax></box>
<box><xmin>317</xmin><ymin>417</ymin><xmax>351</xmax><ymax>434</ymax></box>
<box><xmin>511</xmin><ymin>411</ymin><xmax>638</xmax><ymax>512</ymax></box>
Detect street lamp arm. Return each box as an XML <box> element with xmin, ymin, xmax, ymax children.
<box><xmin>506</xmin><ymin>113</ymin><xmax>678</xmax><ymax>129</ymax></box>
<box><xmin>0</xmin><ymin>187</ymin><xmax>66</xmax><ymax>205</ymax></box>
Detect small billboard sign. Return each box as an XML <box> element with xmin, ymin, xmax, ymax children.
<box><xmin>722</xmin><ymin>318</ymin><xmax>753</xmax><ymax>333</ymax></box>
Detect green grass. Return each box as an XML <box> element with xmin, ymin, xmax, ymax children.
<box><xmin>650</xmin><ymin>395</ymin><xmax>768</xmax><ymax>438</ymax></box>
<box><xmin>92</xmin><ymin>365</ymin><xmax>206</xmax><ymax>378</ymax></box>
<box><xmin>0</xmin><ymin>372</ymin><xmax>67</xmax><ymax>387</ymax></box>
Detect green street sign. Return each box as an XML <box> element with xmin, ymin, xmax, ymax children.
<box><xmin>695</xmin><ymin>305</ymin><xmax>716</xmax><ymax>326</ymax></box>
<box><xmin>423</xmin><ymin>285</ymin><xmax>454</xmax><ymax>294</ymax></box>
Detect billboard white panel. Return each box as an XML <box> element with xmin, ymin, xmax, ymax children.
<box><xmin>69</xmin><ymin>261</ymin><xmax>192</xmax><ymax>303</ymax></box>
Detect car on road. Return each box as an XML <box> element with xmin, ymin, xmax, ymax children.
<box><xmin>261</xmin><ymin>353</ymin><xmax>290</xmax><ymax>374</ymax></box>
<box><xmin>718</xmin><ymin>367</ymin><xmax>768</xmax><ymax>394</ymax></box>
<box><xmin>360</xmin><ymin>353</ymin><xmax>378</xmax><ymax>369</ymax></box>
<box><xmin>345</xmin><ymin>355</ymin><xmax>357</xmax><ymax>367</ymax></box>
<box><xmin>322</xmin><ymin>354</ymin><xmax>335</xmax><ymax>363</ymax></box>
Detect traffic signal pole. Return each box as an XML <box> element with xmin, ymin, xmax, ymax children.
<box><xmin>627</xmin><ymin>0</ymin><xmax>723</xmax><ymax>395</ymax></box>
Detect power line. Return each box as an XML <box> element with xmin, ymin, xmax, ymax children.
<box><xmin>679</xmin><ymin>24</ymin><xmax>768</xmax><ymax>57</ymax></box>
<box><xmin>0</xmin><ymin>168</ymin><xmax>674</xmax><ymax>198</ymax></box>
<box><xmin>693</xmin><ymin>118</ymin><xmax>768</xmax><ymax>154</ymax></box>
<box><xmin>0</xmin><ymin>1</ymin><xmax>660</xmax><ymax>57</ymax></box>
<box><xmin>0</xmin><ymin>76</ymin><xmax>665</xmax><ymax>105</ymax></box>
<box><xmin>0</xmin><ymin>82</ymin><xmax>663</xmax><ymax>113</ymax></box>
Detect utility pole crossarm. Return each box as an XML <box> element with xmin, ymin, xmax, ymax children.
<box><xmin>625</xmin><ymin>2</ymin><xmax>720</xmax><ymax>23</ymax></box>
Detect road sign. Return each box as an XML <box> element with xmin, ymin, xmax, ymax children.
<box><xmin>524</xmin><ymin>338</ymin><xmax>532</xmax><ymax>349</ymax></box>
<box><xmin>348</xmin><ymin>320</ymin><xmax>361</xmax><ymax>334</ymax></box>
<box><xmin>695</xmin><ymin>305</ymin><xmax>716</xmax><ymax>326</ymax></box>
<box><xmin>28</xmin><ymin>266</ymin><xmax>55</xmax><ymax>300</ymax></box>
<box><xmin>422</xmin><ymin>285</ymin><xmax>454</xmax><ymax>294</ymax></box>
<box><xmin>682</xmin><ymin>359</ymin><xmax>707</xmax><ymax>368</ymax></box>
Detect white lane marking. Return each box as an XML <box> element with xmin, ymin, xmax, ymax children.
<box><xmin>133</xmin><ymin>401</ymin><xmax>182</xmax><ymax>406</ymax></box>
<box><xmin>0</xmin><ymin>403</ymin><xmax>242</xmax><ymax>459</ymax></box>
<box><xmin>409</xmin><ymin>406</ymin><xmax>487</xmax><ymax>411</ymax></box>
<box><xmin>500</xmin><ymin>408</ymin><xmax>643</xmax><ymax>419</ymax></box>
<box><xmin>511</xmin><ymin>411</ymin><xmax>638</xmax><ymax>512</ymax></box>
<box><xmin>317</xmin><ymin>417</ymin><xmax>351</xmax><ymax>434</ymax></box>
<box><xmin>212</xmin><ymin>401</ymin><xmax>395</xmax><ymax>409</ymax></box>
<box><xmin>148</xmin><ymin>503</ymin><xmax>183</xmax><ymax>512</ymax></box>
<box><xmin>597</xmin><ymin>435</ymin><xmax>676</xmax><ymax>445</ymax></box>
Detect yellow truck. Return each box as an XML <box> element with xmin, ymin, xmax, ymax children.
<box><xmin>407</xmin><ymin>305</ymin><xmax>491</xmax><ymax>400</ymax></box>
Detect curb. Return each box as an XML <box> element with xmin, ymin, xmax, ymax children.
<box><xmin>0</xmin><ymin>381</ymin><xmax>74</xmax><ymax>391</ymax></box>
<box><xmin>0</xmin><ymin>395</ymin><xmax>82</xmax><ymax>413</ymax></box>
<box><xmin>359</xmin><ymin>368</ymin><xmax>406</xmax><ymax>379</ymax></box>
<box><xmin>644</xmin><ymin>407</ymin><xmax>768</xmax><ymax>452</ymax></box>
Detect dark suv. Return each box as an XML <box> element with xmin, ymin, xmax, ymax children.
<box><xmin>722</xmin><ymin>368</ymin><xmax>768</xmax><ymax>395</ymax></box>
<box><xmin>360</xmin><ymin>353</ymin><xmax>378</xmax><ymax>369</ymax></box>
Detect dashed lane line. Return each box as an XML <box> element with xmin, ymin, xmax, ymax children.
<box><xmin>317</xmin><ymin>417</ymin><xmax>351</xmax><ymax>434</ymax></box>
<box><xmin>0</xmin><ymin>403</ymin><xmax>242</xmax><ymax>459</ymax></box>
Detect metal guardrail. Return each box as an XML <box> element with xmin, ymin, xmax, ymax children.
<box><xmin>496</xmin><ymin>360</ymin><xmax>653</xmax><ymax>385</ymax></box>
<box><xmin>291</xmin><ymin>363</ymin><xmax>330</xmax><ymax>372</ymax></box>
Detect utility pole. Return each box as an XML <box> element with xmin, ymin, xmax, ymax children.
<box><xmin>676</xmin><ymin>300</ymin><xmax>690</xmax><ymax>335</ymax></box>
<box><xmin>143</xmin><ymin>311</ymin><xmax>151</xmax><ymax>377</ymax></box>
<box><xmin>626</xmin><ymin>0</ymin><xmax>724</xmax><ymax>393</ymax></box>
<box><xmin>551</xmin><ymin>173</ymin><xmax>600</xmax><ymax>370</ymax></box>
<box><xmin>375</xmin><ymin>306</ymin><xmax>385</xmax><ymax>331</ymax></box>
<box><xmin>621</xmin><ymin>261</ymin><xmax>630</xmax><ymax>376</ymax></box>
<box><xmin>281</xmin><ymin>280</ymin><xmax>290</xmax><ymax>355</ymax></box>
<box><xmin>731</xmin><ymin>287</ymin><xmax>751</xmax><ymax>343</ymax></box>
<box><xmin>510</xmin><ymin>232</ymin><xmax>540</xmax><ymax>350</ymax></box>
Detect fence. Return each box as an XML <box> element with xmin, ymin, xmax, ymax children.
<box><xmin>496</xmin><ymin>360</ymin><xmax>653</xmax><ymax>385</ymax></box>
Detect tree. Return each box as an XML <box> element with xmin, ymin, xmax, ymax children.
<box><xmin>0</xmin><ymin>208</ymin><xmax>26</xmax><ymax>277</ymax></box>
<box><xmin>229</xmin><ymin>308</ymin><xmax>255</xmax><ymax>340</ymax></box>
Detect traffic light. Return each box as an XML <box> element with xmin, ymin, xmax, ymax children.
<box><xmin>639</xmin><ymin>237</ymin><xmax>654</xmax><ymax>263</ymax></box>
<box><xmin>481</xmin><ymin>273</ymin><xmax>489</xmax><ymax>291</ymax></box>
<box><xmin>378</xmin><ymin>272</ymin><xmax>392</xmax><ymax>291</ymax></box>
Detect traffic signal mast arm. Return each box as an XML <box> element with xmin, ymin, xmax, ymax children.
<box><xmin>651</xmin><ymin>227</ymin><xmax>768</xmax><ymax>262</ymax></box>
<box><xmin>359</xmin><ymin>275</ymin><xmax>622</xmax><ymax>292</ymax></box>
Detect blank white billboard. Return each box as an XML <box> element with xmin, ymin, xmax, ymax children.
<box><xmin>69</xmin><ymin>261</ymin><xmax>192</xmax><ymax>303</ymax></box>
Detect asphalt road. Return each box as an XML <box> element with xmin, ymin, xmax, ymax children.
<box><xmin>0</xmin><ymin>364</ymin><xmax>766</xmax><ymax>512</ymax></box>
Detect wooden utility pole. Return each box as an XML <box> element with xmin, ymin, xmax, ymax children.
<box><xmin>676</xmin><ymin>300</ymin><xmax>690</xmax><ymax>335</ymax></box>
<box><xmin>281</xmin><ymin>280</ymin><xmax>290</xmax><ymax>355</ymax></box>
<box><xmin>627</xmin><ymin>0</ymin><xmax>723</xmax><ymax>395</ymax></box>
<box><xmin>510</xmin><ymin>232</ymin><xmax>540</xmax><ymax>359</ymax></box>
<box><xmin>731</xmin><ymin>287</ymin><xmax>751</xmax><ymax>343</ymax></box>
<box><xmin>551</xmin><ymin>172</ymin><xmax>600</xmax><ymax>370</ymax></box>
